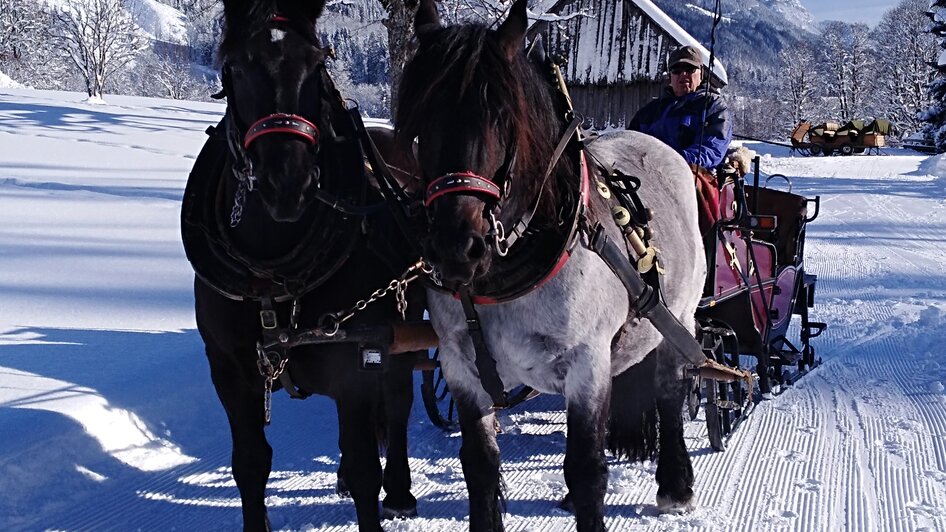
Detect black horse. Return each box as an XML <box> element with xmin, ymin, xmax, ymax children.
<box><xmin>181</xmin><ymin>1</ymin><xmax>422</xmax><ymax>529</ymax></box>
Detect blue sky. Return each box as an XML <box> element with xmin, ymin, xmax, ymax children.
<box><xmin>798</xmin><ymin>0</ymin><xmax>894</xmax><ymax>26</ymax></box>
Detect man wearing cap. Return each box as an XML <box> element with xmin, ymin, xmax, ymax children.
<box><xmin>627</xmin><ymin>45</ymin><xmax>733</xmax><ymax>235</ymax></box>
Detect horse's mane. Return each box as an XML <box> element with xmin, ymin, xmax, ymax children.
<box><xmin>397</xmin><ymin>24</ymin><xmax>573</xmax><ymax>221</ymax></box>
<box><xmin>219</xmin><ymin>0</ymin><xmax>323</xmax><ymax>62</ymax></box>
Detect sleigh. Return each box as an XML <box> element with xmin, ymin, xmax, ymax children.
<box><xmin>692</xmin><ymin>156</ymin><xmax>826</xmax><ymax>450</ymax></box>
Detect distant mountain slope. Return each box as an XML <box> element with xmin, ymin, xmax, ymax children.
<box><xmin>649</xmin><ymin>0</ymin><xmax>817</xmax><ymax>85</ymax></box>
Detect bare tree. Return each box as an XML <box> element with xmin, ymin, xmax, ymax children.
<box><xmin>132</xmin><ymin>48</ymin><xmax>213</xmax><ymax>100</ymax></box>
<box><xmin>377</xmin><ymin>0</ymin><xmax>577</xmax><ymax>117</ymax></box>
<box><xmin>377</xmin><ymin>0</ymin><xmax>419</xmax><ymax>118</ymax></box>
<box><xmin>50</xmin><ymin>0</ymin><xmax>146</xmax><ymax>100</ymax></box>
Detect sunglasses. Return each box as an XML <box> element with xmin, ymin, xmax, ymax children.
<box><xmin>671</xmin><ymin>66</ymin><xmax>699</xmax><ymax>75</ymax></box>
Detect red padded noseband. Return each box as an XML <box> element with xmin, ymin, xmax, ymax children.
<box><xmin>243</xmin><ymin>113</ymin><xmax>320</xmax><ymax>149</ymax></box>
<box><xmin>425</xmin><ymin>172</ymin><xmax>501</xmax><ymax>206</ymax></box>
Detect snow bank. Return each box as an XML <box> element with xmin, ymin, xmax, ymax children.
<box><xmin>919</xmin><ymin>152</ymin><xmax>946</xmax><ymax>177</ymax></box>
<box><xmin>0</xmin><ymin>70</ymin><xmax>22</xmax><ymax>89</ymax></box>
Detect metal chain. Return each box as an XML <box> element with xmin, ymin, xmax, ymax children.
<box><xmin>318</xmin><ymin>260</ymin><xmax>431</xmax><ymax>333</ymax></box>
<box><xmin>256</xmin><ymin>345</ymin><xmax>290</xmax><ymax>425</ymax></box>
<box><xmin>254</xmin><ymin>259</ymin><xmax>431</xmax><ymax>425</ymax></box>
<box><xmin>230</xmin><ymin>178</ymin><xmax>247</xmax><ymax>228</ymax></box>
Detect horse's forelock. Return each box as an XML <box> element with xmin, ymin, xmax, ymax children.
<box><xmin>397</xmin><ymin>23</ymin><xmax>559</xmax><ymax>194</ymax></box>
<box><xmin>219</xmin><ymin>0</ymin><xmax>320</xmax><ymax>64</ymax></box>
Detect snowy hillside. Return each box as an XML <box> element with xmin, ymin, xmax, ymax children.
<box><xmin>1</xmin><ymin>88</ymin><xmax>946</xmax><ymax>531</ymax></box>
<box><xmin>652</xmin><ymin>0</ymin><xmax>816</xmax><ymax>79</ymax></box>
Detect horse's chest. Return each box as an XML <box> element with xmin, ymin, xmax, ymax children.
<box><xmin>427</xmin><ymin>248</ymin><xmax>628</xmax><ymax>390</ymax></box>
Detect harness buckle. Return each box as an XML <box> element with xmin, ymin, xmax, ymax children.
<box><xmin>260</xmin><ymin>309</ymin><xmax>279</xmax><ymax>329</ymax></box>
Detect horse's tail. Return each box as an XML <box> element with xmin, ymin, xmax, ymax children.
<box><xmin>607</xmin><ymin>348</ymin><xmax>659</xmax><ymax>462</ymax></box>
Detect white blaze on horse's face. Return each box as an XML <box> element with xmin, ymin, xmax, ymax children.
<box><xmin>271</xmin><ymin>29</ymin><xmax>286</xmax><ymax>42</ymax></box>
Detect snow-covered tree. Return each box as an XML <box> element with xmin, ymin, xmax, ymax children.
<box><xmin>776</xmin><ymin>41</ymin><xmax>820</xmax><ymax>126</ymax></box>
<box><xmin>921</xmin><ymin>0</ymin><xmax>946</xmax><ymax>151</ymax></box>
<box><xmin>179</xmin><ymin>0</ymin><xmax>223</xmax><ymax>66</ymax></box>
<box><xmin>0</xmin><ymin>0</ymin><xmax>44</xmax><ymax>61</ymax></box>
<box><xmin>130</xmin><ymin>48</ymin><xmax>214</xmax><ymax>100</ymax></box>
<box><xmin>819</xmin><ymin>21</ymin><xmax>875</xmax><ymax>121</ymax></box>
<box><xmin>873</xmin><ymin>0</ymin><xmax>938</xmax><ymax>134</ymax></box>
<box><xmin>51</xmin><ymin>0</ymin><xmax>147</xmax><ymax>101</ymax></box>
<box><xmin>0</xmin><ymin>3</ymin><xmax>78</xmax><ymax>90</ymax></box>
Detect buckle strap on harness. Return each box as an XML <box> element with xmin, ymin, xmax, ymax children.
<box><xmin>257</xmin><ymin>298</ymin><xmax>310</xmax><ymax>426</ymax></box>
<box><xmin>458</xmin><ymin>288</ymin><xmax>508</xmax><ymax>409</ymax></box>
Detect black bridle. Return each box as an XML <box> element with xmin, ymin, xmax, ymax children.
<box><xmin>215</xmin><ymin>14</ymin><xmax>385</xmax><ymax>219</ymax></box>
<box><xmin>422</xmin><ymin>117</ymin><xmax>580</xmax><ymax>255</ymax></box>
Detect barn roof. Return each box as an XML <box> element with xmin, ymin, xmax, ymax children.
<box><xmin>633</xmin><ymin>0</ymin><xmax>728</xmax><ymax>84</ymax></box>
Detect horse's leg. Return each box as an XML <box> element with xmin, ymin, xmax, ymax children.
<box><xmin>206</xmin><ymin>350</ymin><xmax>273</xmax><ymax>532</ymax></box>
<box><xmin>335</xmin><ymin>393</ymin><xmax>384</xmax><ymax>532</ymax></box>
<box><xmin>453</xmin><ymin>389</ymin><xmax>504</xmax><ymax>532</ymax></box>
<box><xmin>562</xmin><ymin>349</ymin><xmax>611</xmax><ymax>532</ymax></box>
<box><xmin>381</xmin><ymin>354</ymin><xmax>418</xmax><ymax>519</ymax></box>
<box><xmin>653</xmin><ymin>340</ymin><xmax>696</xmax><ymax>513</ymax></box>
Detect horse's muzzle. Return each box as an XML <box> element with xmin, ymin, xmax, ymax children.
<box><xmin>425</xmin><ymin>230</ymin><xmax>491</xmax><ymax>284</ymax></box>
<box><xmin>258</xmin><ymin>168</ymin><xmax>317</xmax><ymax>223</ymax></box>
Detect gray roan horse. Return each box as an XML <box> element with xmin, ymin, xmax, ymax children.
<box><xmin>396</xmin><ymin>0</ymin><xmax>706</xmax><ymax>529</ymax></box>
<box><xmin>181</xmin><ymin>0</ymin><xmax>422</xmax><ymax>530</ymax></box>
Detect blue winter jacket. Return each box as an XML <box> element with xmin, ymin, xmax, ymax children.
<box><xmin>627</xmin><ymin>85</ymin><xmax>733</xmax><ymax>170</ymax></box>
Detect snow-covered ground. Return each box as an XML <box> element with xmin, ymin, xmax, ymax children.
<box><xmin>1</xmin><ymin>88</ymin><xmax>945</xmax><ymax>531</ymax></box>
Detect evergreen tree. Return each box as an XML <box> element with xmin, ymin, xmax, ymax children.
<box><xmin>921</xmin><ymin>0</ymin><xmax>946</xmax><ymax>151</ymax></box>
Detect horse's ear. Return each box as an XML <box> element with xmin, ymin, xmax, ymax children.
<box><xmin>301</xmin><ymin>0</ymin><xmax>326</xmax><ymax>21</ymax></box>
<box><xmin>497</xmin><ymin>0</ymin><xmax>528</xmax><ymax>61</ymax></box>
<box><xmin>527</xmin><ymin>33</ymin><xmax>547</xmax><ymax>66</ymax></box>
<box><xmin>221</xmin><ymin>0</ymin><xmax>250</xmax><ymax>28</ymax></box>
<box><xmin>414</xmin><ymin>0</ymin><xmax>442</xmax><ymax>38</ymax></box>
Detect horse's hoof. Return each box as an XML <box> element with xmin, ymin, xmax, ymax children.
<box><xmin>336</xmin><ymin>477</ymin><xmax>350</xmax><ymax>498</ymax></box>
<box><xmin>557</xmin><ymin>492</ymin><xmax>575</xmax><ymax>514</ymax></box>
<box><xmin>656</xmin><ymin>492</ymin><xmax>697</xmax><ymax>514</ymax></box>
<box><xmin>381</xmin><ymin>504</ymin><xmax>418</xmax><ymax>520</ymax></box>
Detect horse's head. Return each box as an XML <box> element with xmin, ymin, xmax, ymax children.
<box><xmin>397</xmin><ymin>0</ymin><xmax>559</xmax><ymax>285</ymax></box>
<box><xmin>219</xmin><ymin>0</ymin><xmax>330</xmax><ymax>222</ymax></box>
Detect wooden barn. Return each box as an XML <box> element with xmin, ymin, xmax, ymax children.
<box><xmin>540</xmin><ymin>0</ymin><xmax>728</xmax><ymax>128</ymax></box>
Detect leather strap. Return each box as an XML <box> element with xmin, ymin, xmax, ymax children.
<box><xmin>458</xmin><ymin>287</ymin><xmax>508</xmax><ymax>408</ymax></box>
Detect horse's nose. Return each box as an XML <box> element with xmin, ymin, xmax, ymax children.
<box><xmin>463</xmin><ymin>232</ymin><xmax>488</xmax><ymax>262</ymax></box>
<box><xmin>426</xmin><ymin>230</ymin><xmax>490</xmax><ymax>284</ymax></box>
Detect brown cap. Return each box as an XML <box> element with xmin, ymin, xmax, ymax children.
<box><xmin>669</xmin><ymin>45</ymin><xmax>704</xmax><ymax>70</ymax></box>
